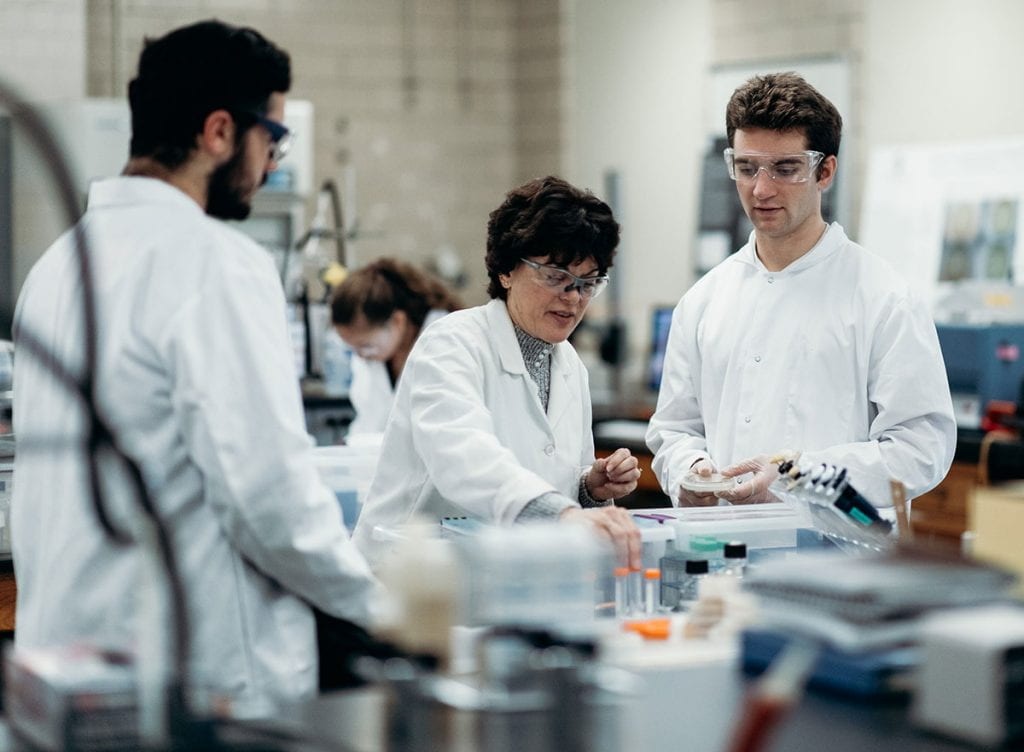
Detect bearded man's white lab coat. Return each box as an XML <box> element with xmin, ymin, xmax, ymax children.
<box><xmin>12</xmin><ymin>177</ymin><xmax>380</xmax><ymax>714</ymax></box>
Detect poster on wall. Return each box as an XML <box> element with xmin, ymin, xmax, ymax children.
<box><xmin>860</xmin><ymin>138</ymin><xmax>1024</xmax><ymax>318</ymax></box>
<box><xmin>938</xmin><ymin>199</ymin><xmax>1018</xmax><ymax>283</ymax></box>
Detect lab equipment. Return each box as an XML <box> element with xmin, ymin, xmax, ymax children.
<box><xmin>935</xmin><ymin>322</ymin><xmax>1024</xmax><ymax>428</ymax></box>
<box><xmin>643</xmin><ymin>569</ymin><xmax>661</xmax><ymax>615</ymax></box>
<box><xmin>770</xmin><ymin>457</ymin><xmax>892</xmax><ymax>552</ymax></box>
<box><xmin>456</xmin><ymin>522</ymin><xmax>606</xmax><ymax>638</ymax></box>
<box><xmin>744</xmin><ymin>548</ymin><xmax>1016</xmax><ymax>651</ymax></box>
<box><xmin>913</xmin><ymin>604</ymin><xmax>1024</xmax><ymax>746</ymax></box>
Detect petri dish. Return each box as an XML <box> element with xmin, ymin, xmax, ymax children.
<box><xmin>679</xmin><ymin>471</ymin><xmax>739</xmax><ymax>493</ymax></box>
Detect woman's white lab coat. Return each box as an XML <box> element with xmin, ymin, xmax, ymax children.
<box><xmin>353</xmin><ymin>299</ymin><xmax>595</xmax><ymax>569</ymax></box>
<box><xmin>346</xmin><ymin>309</ymin><xmax>448</xmax><ymax>437</ymax></box>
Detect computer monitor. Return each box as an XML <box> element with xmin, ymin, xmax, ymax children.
<box><xmin>647</xmin><ymin>306</ymin><xmax>675</xmax><ymax>392</ymax></box>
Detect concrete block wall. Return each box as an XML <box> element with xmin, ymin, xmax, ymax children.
<box><xmin>0</xmin><ymin>0</ymin><xmax>86</xmax><ymax>100</ymax></box>
<box><xmin>83</xmin><ymin>0</ymin><xmax>560</xmax><ymax>303</ymax></box>
<box><xmin>710</xmin><ymin>0</ymin><xmax>867</xmax><ymax>236</ymax></box>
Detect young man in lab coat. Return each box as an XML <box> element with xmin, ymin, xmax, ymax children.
<box><xmin>11</xmin><ymin>21</ymin><xmax>380</xmax><ymax>714</ymax></box>
<box><xmin>646</xmin><ymin>72</ymin><xmax>956</xmax><ymax>511</ymax></box>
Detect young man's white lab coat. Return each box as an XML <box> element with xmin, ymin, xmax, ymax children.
<box><xmin>353</xmin><ymin>299</ymin><xmax>595</xmax><ymax>570</ymax></box>
<box><xmin>12</xmin><ymin>177</ymin><xmax>380</xmax><ymax>714</ymax></box>
<box><xmin>646</xmin><ymin>223</ymin><xmax>956</xmax><ymax>508</ymax></box>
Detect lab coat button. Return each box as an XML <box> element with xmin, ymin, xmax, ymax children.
<box><xmin>544</xmin><ymin>444</ymin><xmax>555</xmax><ymax>456</ymax></box>
<box><xmin>767</xmin><ymin>276</ymin><xmax>774</xmax><ymax>284</ymax></box>
<box><xmin>744</xmin><ymin>416</ymin><xmax>752</xmax><ymax>423</ymax></box>
<box><xmin>754</xmin><ymin>355</ymin><xmax>761</xmax><ymax>363</ymax></box>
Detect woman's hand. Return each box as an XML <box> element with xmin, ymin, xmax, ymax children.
<box><xmin>587</xmin><ymin>448</ymin><xmax>641</xmax><ymax>501</ymax></box>
<box><xmin>561</xmin><ymin>505</ymin><xmax>642</xmax><ymax>569</ymax></box>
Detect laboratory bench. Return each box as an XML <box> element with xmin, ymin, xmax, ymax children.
<box><xmin>0</xmin><ymin>679</ymin><xmax>988</xmax><ymax>751</ymax></box>
<box><xmin>592</xmin><ymin>405</ymin><xmax>1024</xmax><ymax>540</ymax></box>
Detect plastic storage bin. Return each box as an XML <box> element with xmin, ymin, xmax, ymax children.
<box><xmin>312</xmin><ymin>441</ymin><xmax>381</xmax><ymax>530</ymax></box>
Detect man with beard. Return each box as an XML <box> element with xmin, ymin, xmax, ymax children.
<box><xmin>10</xmin><ymin>20</ymin><xmax>380</xmax><ymax>715</ymax></box>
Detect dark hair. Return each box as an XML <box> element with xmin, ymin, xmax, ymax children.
<box><xmin>725</xmin><ymin>72</ymin><xmax>842</xmax><ymax>162</ymax></box>
<box><xmin>128</xmin><ymin>20</ymin><xmax>291</xmax><ymax>168</ymax></box>
<box><xmin>331</xmin><ymin>258</ymin><xmax>463</xmax><ymax>329</ymax></box>
<box><xmin>485</xmin><ymin>176</ymin><xmax>620</xmax><ymax>300</ymax></box>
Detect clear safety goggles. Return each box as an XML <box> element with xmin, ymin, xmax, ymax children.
<box><xmin>349</xmin><ymin>320</ymin><xmax>395</xmax><ymax>359</ymax></box>
<box><xmin>519</xmin><ymin>258</ymin><xmax>610</xmax><ymax>300</ymax></box>
<box><xmin>723</xmin><ymin>148</ymin><xmax>824</xmax><ymax>184</ymax></box>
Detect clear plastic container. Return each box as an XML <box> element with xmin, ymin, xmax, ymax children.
<box><xmin>659</xmin><ymin>555</ymin><xmax>710</xmax><ymax>610</ymax></box>
<box><xmin>312</xmin><ymin>443</ymin><xmax>381</xmax><ymax>529</ymax></box>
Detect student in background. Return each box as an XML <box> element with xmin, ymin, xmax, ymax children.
<box><xmin>331</xmin><ymin>258</ymin><xmax>462</xmax><ymax>436</ymax></box>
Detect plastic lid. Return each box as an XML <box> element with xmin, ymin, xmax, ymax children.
<box><xmin>623</xmin><ymin>618</ymin><xmax>671</xmax><ymax>640</ymax></box>
<box><xmin>644</xmin><ymin>568</ymin><xmax>661</xmax><ymax>580</ymax></box>
<box><xmin>724</xmin><ymin>541</ymin><xmax>747</xmax><ymax>558</ymax></box>
<box><xmin>613</xmin><ymin>567</ymin><xmax>630</xmax><ymax>577</ymax></box>
<box><xmin>679</xmin><ymin>471</ymin><xmax>738</xmax><ymax>493</ymax></box>
<box><xmin>688</xmin><ymin>535</ymin><xmax>723</xmax><ymax>553</ymax></box>
<box><xmin>685</xmin><ymin>559</ymin><xmax>709</xmax><ymax>574</ymax></box>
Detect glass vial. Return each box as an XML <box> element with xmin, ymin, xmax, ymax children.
<box><xmin>722</xmin><ymin>541</ymin><xmax>747</xmax><ymax>578</ymax></box>
<box><xmin>679</xmin><ymin>559</ymin><xmax>709</xmax><ymax>606</ymax></box>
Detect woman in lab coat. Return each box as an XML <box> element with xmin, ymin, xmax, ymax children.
<box><xmin>332</xmin><ymin>258</ymin><xmax>462</xmax><ymax>437</ymax></box>
<box><xmin>353</xmin><ymin>176</ymin><xmax>642</xmax><ymax>570</ymax></box>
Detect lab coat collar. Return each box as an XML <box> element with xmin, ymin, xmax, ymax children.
<box><xmin>87</xmin><ymin>176</ymin><xmax>206</xmax><ymax>216</ymax></box>
<box><xmin>738</xmin><ymin>221</ymin><xmax>847</xmax><ymax>275</ymax></box>
<box><xmin>487</xmin><ymin>299</ymin><xmax>528</xmax><ymax>375</ymax></box>
<box><xmin>486</xmin><ymin>299</ymin><xmax>574</xmax><ymax>427</ymax></box>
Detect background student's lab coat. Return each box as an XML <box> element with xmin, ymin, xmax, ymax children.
<box><xmin>353</xmin><ymin>299</ymin><xmax>594</xmax><ymax>570</ymax></box>
<box><xmin>346</xmin><ymin>309</ymin><xmax>448</xmax><ymax>437</ymax></box>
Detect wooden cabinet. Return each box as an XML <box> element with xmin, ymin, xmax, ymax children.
<box><xmin>0</xmin><ymin>569</ymin><xmax>15</xmax><ymax>632</ymax></box>
<box><xmin>910</xmin><ymin>462</ymin><xmax>975</xmax><ymax>543</ymax></box>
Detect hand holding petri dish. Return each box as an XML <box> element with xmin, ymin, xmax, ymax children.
<box><xmin>679</xmin><ymin>471</ymin><xmax>741</xmax><ymax>494</ymax></box>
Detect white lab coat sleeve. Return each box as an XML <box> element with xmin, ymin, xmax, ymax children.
<box><xmin>646</xmin><ymin>301</ymin><xmax>711</xmax><ymax>501</ymax></box>
<box><xmin>580</xmin><ymin>364</ymin><xmax>597</xmax><ymax>473</ymax></box>
<box><xmin>406</xmin><ymin>328</ymin><xmax>559</xmax><ymax>523</ymax></box>
<box><xmin>159</xmin><ymin>253</ymin><xmax>381</xmax><ymax>625</ymax></box>
<box><xmin>800</xmin><ymin>295</ymin><xmax>956</xmax><ymax>507</ymax></box>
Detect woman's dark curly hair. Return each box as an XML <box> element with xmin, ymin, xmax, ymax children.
<box><xmin>485</xmin><ymin>176</ymin><xmax>620</xmax><ymax>300</ymax></box>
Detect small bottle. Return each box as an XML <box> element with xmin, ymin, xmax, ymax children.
<box><xmin>679</xmin><ymin>559</ymin><xmax>709</xmax><ymax>607</ymax></box>
<box><xmin>722</xmin><ymin>541</ymin><xmax>747</xmax><ymax>578</ymax></box>
<box><xmin>687</xmin><ymin>535</ymin><xmax>725</xmax><ymax>573</ymax></box>
<box><xmin>644</xmin><ymin>568</ymin><xmax>661</xmax><ymax>614</ymax></box>
<box><xmin>613</xmin><ymin>567</ymin><xmax>630</xmax><ymax>617</ymax></box>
